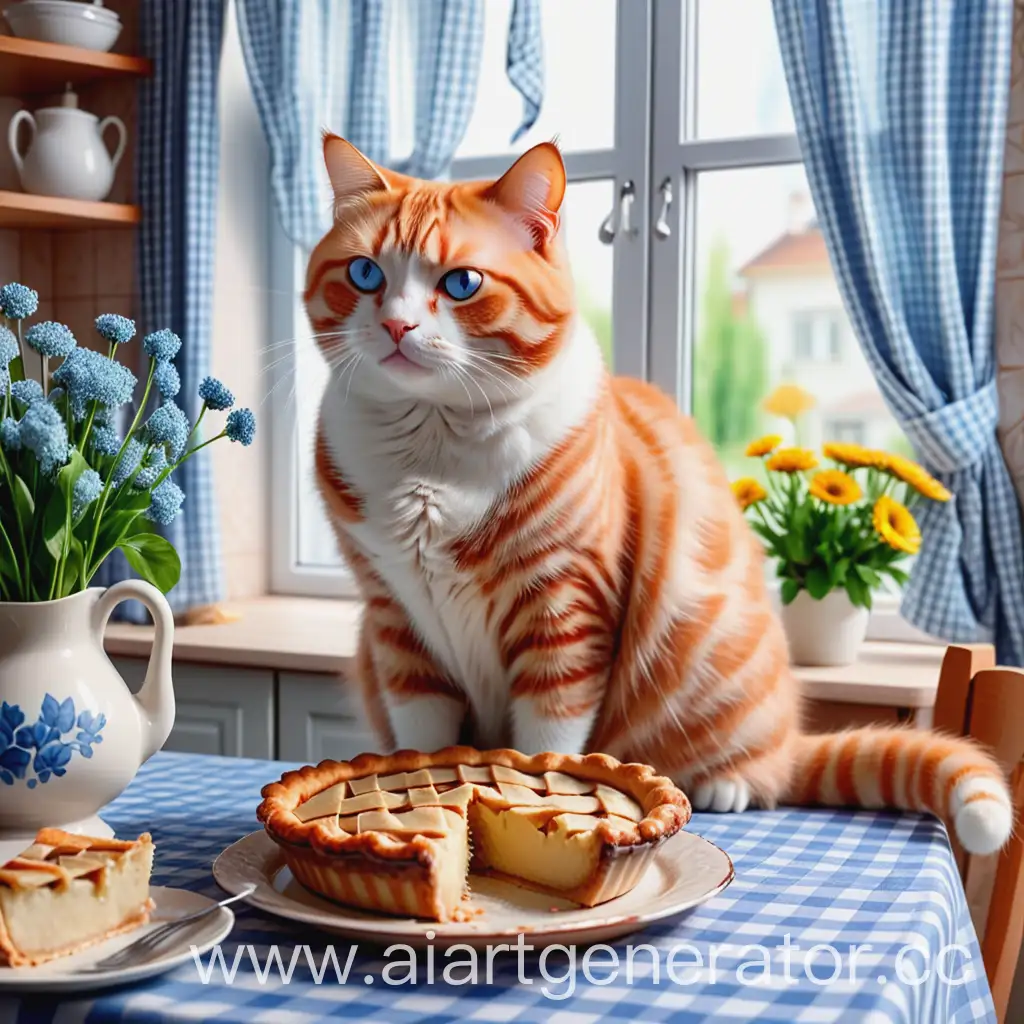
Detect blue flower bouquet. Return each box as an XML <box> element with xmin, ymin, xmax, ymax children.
<box><xmin>0</xmin><ymin>282</ymin><xmax>255</xmax><ymax>602</ymax></box>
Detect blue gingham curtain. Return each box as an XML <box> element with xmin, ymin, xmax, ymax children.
<box><xmin>98</xmin><ymin>0</ymin><xmax>227</xmax><ymax>619</ymax></box>
<box><xmin>235</xmin><ymin>0</ymin><xmax>338</xmax><ymax>249</ymax></box>
<box><xmin>238</xmin><ymin>0</ymin><xmax>543</xmax><ymax>249</ymax></box>
<box><xmin>773</xmin><ymin>1</ymin><xmax>1024</xmax><ymax>663</ymax></box>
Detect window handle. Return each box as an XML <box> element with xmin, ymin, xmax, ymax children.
<box><xmin>654</xmin><ymin>177</ymin><xmax>673</xmax><ymax>239</ymax></box>
<box><xmin>598</xmin><ymin>180</ymin><xmax>636</xmax><ymax>245</ymax></box>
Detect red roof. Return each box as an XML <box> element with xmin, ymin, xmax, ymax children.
<box><xmin>739</xmin><ymin>227</ymin><xmax>831</xmax><ymax>277</ymax></box>
<box><xmin>823</xmin><ymin>390</ymin><xmax>889</xmax><ymax>416</ymax></box>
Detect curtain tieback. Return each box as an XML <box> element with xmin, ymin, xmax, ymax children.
<box><xmin>900</xmin><ymin>379</ymin><xmax>999</xmax><ymax>474</ymax></box>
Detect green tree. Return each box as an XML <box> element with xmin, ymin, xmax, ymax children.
<box><xmin>692</xmin><ymin>239</ymin><xmax>768</xmax><ymax>449</ymax></box>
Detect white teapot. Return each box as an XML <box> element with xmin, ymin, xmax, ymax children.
<box><xmin>7</xmin><ymin>85</ymin><xmax>126</xmax><ymax>202</ymax></box>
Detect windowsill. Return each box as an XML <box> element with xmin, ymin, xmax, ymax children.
<box><xmin>794</xmin><ymin>642</ymin><xmax>945</xmax><ymax>708</ymax></box>
<box><xmin>106</xmin><ymin>596</ymin><xmax>950</xmax><ymax>707</ymax></box>
<box><xmin>104</xmin><ymin>596</ymin><xmax>362</xmax><ymax>675</ymax></box>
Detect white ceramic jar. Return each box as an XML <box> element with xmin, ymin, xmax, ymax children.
<box><xmin>780</xmin><ymin>588</ymin><xmax>870</xmax><ymax>667</ymax></box>
<box><xmin>0</xmin><ymin>582</ymin><xmax>175</xmax><ymax>852</ymax></box>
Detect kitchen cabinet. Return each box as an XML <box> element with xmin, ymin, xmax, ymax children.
<box><xmin>276</xmin><ymin>672</ymin><xmax>376</xmax><ymax>763</ymax></box>
<box><xmin>111</xmin><ymin>657</ymin><xmax>275</xmax><ymax>760</ymax></box>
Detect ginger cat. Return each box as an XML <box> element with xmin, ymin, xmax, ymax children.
<box><xmin>305</xmin><ymin>135</ymin><xmax>1011</xmax><ymax>855</ymax></box>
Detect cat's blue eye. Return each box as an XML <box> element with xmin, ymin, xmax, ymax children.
<box><xmin>440</xmin><ymin>268</ymin><xmax>483</xmax><ymax>301</ymax></box>
<box><xmin>348</xmin><ymin>257</ymin><xmax>385</xmax><ymax>293</ymax></box>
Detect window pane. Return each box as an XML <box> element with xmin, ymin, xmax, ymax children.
<box><xmin>692</xmin><ymin>0</ymin><xmax>795</xmax><ymax>140</ymax></box>
<box><xmin>691</xmin><ymin>164</ymin><xmax>910</xmax><ymax>485</ymax></box>
<box><xmin>294</xmin><ymin>294</ymin><xmax>344</xmax><ymax>569</ymax></box>
<box><xmin>563</xmin><ymin>180</ymin><xmax>614</xmax><ymax>368</ymax></box>
<box><xmin>457</xmin><ymin>0</ymin><xmax>617</xmax><ymax>158</ymax></box>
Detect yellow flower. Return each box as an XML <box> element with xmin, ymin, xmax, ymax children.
<box><xmin>881</xmin><ymin>454</ymin><xmax>952</xmax><ymax>502</ymax></box>
<box><xmin>822</xmin><ymin>442</ymin><xmax>879</xmax><ymax>469</ymax></box>
<box><xmin>873</xmin><ymin>496</ymin><xmax>921</xmax><ymax>554</ymax></box>
<box><xmin>766</xmin><ymin>447</ymin><xmax>819</xmax><ymax>473</ymax></box>
<box><xmin>809</xmin><ymin>469</ymin><xmax>862</xmax><ymax>505</ymax></box>
<box><xmin>762</xmin><ymin>383</ymin><xmax>816</xmax><ymax>421</ymax></box>
<box><xmin>732</xmin><ymin>477</ymin><xmax>768</xmax><ymax>510</ymax></box>
<box><xmin>745</xmin><ymin>434</ymin><xmax>783</xmax><ymax>458</ymax></box>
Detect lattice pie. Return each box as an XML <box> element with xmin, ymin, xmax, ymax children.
<box><xmin>0</xmin><ymin>830</ymin><xmax>154</xmax><ymax>967</ymax></box>
<box><xmin>258</xmin><ymin>747</ymin><xmax>690</xmax><ymax>921</ymax></box>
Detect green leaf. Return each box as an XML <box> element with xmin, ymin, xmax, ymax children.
<box><xmin>8</xmin><ymin>356</ymin><xmax>24</xmax><ymax>384</ymax></box>
<box><xmin>56</xmin><ymin>447</ymin><xmax>90</xmax><ymax>501</ymax></box>
<box><xmin>12</xmin><ymin>474</ymin><xmax>34</xmax><ymax>522</ymax></box>
<box><xmin>780</xmin><ymin>578</ymin><xmax>801</xmax><ymax>605</ymax></box>
<box><xmin>853</xmin><ymin>564</ymin><xmax>882</xmax><ymax>589</ymax></box>
<box><xmin>834</xmin><ymin>557</ymin><xmax>850</xmax><ymax>584</ymax></box>
<box><xmin>845</xmin><ymin>574</ymin><xmax>872</xmax><ymax>609</ymax></box>
<box><xmin>806</xmin><ymin>565</ymin><xmax>833</xmax><ymax>600</ymax></box>
<box><xmin>118</xmin><ymin>532</ymin><xmax>181</xmax><ymax>593</ymax></box>
<box><xmin>886</xmin><ymin>567</ymin><xmax>910</xmax><ymax>586</ymax></box>
<box><xmin>43</xmin><ymin>501</ymin><xmax>66</xmax><ymax>560</ymax></box>
<box><xmin>59</xmin><ymin>537</ymin><xmax>85</xmax><ymax>598</ymax></box>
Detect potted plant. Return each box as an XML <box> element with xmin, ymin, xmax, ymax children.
<box><xmin>0</xmin><ymin>282</ymin><xmax>255</xmax><ymax>843</ymax></box>
<box><xmin>731</xmin><ymin>436</ymin><xmax>951</xmax><ymax>666</ymax></box>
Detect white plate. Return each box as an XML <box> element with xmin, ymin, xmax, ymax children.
<box><xmin>0</xmin><ymin>886</ymin><xmax>235</xmax><ymax>993</ymax></box>
<box><xmin>213</xmin><ymin>829</ymin><xmax>733</xmax><ymax>948</ymax></box>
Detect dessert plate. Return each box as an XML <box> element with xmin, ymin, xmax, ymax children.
<box><xmin>0</xmin><ymin>886</ymin><xmax>236</xmax><ymax>993</ymax></box>
<box><xmin>213</xmin><ymin>828</ymin><xmax>733</xmax><ymax>948</ymax></box>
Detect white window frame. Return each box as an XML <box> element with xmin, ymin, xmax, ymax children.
<box><xmin>268</xmin><ymin>0</ymin><xmax>932</xmax><ymax>644</ymax></box>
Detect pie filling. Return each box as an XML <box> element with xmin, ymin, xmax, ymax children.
<box><xmin>0</xmin><ymin>830</ymin><xmax>154</xmax><ymax>967</ymax></box>
<box><xmin>259</xmin><ymin>752</ymin><xmax>690</xmax><ymax>921</ymax></box>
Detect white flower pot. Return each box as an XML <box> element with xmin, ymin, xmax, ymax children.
<box><xmin>780</xmin><ymin>588</ymin><xmax>869</xmax><ymax>667</ymax></box>
<box><xmin>0</xmin><ymin>583</ymin><xmax>175</xmax><ymax>860</ymax></box>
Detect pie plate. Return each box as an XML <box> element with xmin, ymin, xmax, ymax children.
<box><xmin>0</xmin><ymin>886</ymin><xmax>235</xmax><ymax>993</ymax></box>
<box><xmin>213</xmin><ymin>828</ymin><xmax>733</xmax><ymax>949</ymax></box>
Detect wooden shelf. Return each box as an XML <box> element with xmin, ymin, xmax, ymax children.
<box><xmin>0</xmin><ymin>190</ymin><xmax>139</xmax><ymax>229</ymax></box>
<box><xmin>0</xmin><ymin>36</ymin><xmax>151</xmax><ymax>95</ymax></box>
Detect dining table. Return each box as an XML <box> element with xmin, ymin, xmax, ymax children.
<box><xmin>0</xmin><ymin>751</ymin><xmax>996</xmax><ymax>1023</ymax></box>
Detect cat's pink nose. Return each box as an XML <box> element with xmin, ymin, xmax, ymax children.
<box><xmin>382</xmin><ymin>319</ymin><xmax>417</xmax><ymax>345</ymax></box>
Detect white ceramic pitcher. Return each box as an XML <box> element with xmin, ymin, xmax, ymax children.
<box><xmin>7</xmin><ymin>85</ymin><xmax>126</xmax><ymax>202</ymax></box>
<box><xmin>0</xmin><ymin>582</ymin><xmax>174</xmax><ymax>850</ymax></box>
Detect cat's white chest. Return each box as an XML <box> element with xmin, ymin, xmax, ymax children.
<box><xmin>353</xmin><ymin>475</ymin><xmax>510</xmax><ymax>744</ymax></box>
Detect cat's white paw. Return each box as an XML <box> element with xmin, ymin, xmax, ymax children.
<box><xmin>691</xmin><ymin>777</ymin><xmax>752</xmax><ymax>813</ymax></box>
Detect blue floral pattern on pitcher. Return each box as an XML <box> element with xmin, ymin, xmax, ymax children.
<box><xmin>0</xmin><ymin>695</ymin><xmax>105</xmax><ymax>786</ymax></box>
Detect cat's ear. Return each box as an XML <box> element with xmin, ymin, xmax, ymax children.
<box><xmin>323</xmin><ymin>133</ymin><xmax>390</xmax><ymax>203</ymax></box>
<box><xmin>485</xmin><ymin>142</ymin><xmax>566</xmax><ymax>250</ymax></box>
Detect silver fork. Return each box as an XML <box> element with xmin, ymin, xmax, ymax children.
<box><xmin>78</xmin><ymin>884</ymin><xmax>255</xmax><ymax>972</ymax></box>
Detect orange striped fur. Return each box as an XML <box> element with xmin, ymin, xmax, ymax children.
<box><xmin>305</xmin><ymin>136</ymin><xmax>1012</xmax><ymax>856</ymax></box>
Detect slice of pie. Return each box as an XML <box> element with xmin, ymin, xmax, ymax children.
<box><xmin>258</xmin><ymin>747</ymin><xmax>690</xmax><ymax>921</ymax></box>
<box><xmin>0</xmin><ymin>830</ymin><xmax>154</xmax><ymax>967</ymax></box>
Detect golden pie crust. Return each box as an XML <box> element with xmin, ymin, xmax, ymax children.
<box><xmin>0</xmin><ymin>829</ymin><xmax>154</xmax><ymax>967</ymax></box>
<box><xmin>258</xmin><ymin>747</ymin><xmax>690</xmax><ymax>921</ymax></box>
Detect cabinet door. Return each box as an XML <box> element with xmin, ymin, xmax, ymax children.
<box><xmin>110</xmin><ymin>657</ymin><xmax>275</xmax><ymax>759</ymax></box>
<box><xmin>277</xmin><ymin>672</ymin><xmax>377</xmax><ymax>763</ymax></box>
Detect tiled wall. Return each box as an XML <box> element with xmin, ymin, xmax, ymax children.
<box><xmin>0</xmin><ymin>0</ymin><xmax>269</xmax><ymax>603</ymax></box>
<box><xmin>997</xmin><ymin>1</ymin><xmax>1024</xmax><ymax>509</ymax></box>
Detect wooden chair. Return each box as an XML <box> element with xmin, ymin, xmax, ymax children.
<box><xmin>932</xmin><ymin>644</ymin><xmax>1024</xmax><ymax>1022</ymax></box>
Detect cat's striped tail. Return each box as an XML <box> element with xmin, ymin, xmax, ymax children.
<box><xmin>783</xmin><ymin>728</ymin><xmax>1013</xmax><ymax>855</ymax></box>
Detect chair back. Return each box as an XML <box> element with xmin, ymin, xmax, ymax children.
<box><xmin>933</xmin><ymin>644</ymin><xmax>1024</xmax><ymax>1022</ymax></box>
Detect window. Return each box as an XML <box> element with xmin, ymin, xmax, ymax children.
<box><xmin>792</xmin><ymin>314</ymin><xmax>814</xmax><ymax>361</ymax></box>
<box><xmin>270</xmin><ymin>0</ymin><xmax>922</xmax><ymax>640</ymax></box>
<box><xmin>828</xmin><ymin>315</ymin><xmax>842</xmax><ymax>361</ymax></box>
<box><xmin>827</xmin><ymin>419</ymin><xmax>866</xmax><ymax>445</ymax></box>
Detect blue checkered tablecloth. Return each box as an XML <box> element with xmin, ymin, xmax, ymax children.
<box><xmin>0</xmin><ymin>752</ymin><xmax>995</xmax><ymax>1023</ymax></box>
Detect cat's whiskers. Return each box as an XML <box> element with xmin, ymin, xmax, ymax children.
<box><xmin>441</xmin><ymin>364</ymin><xmax>477</xmax><ymax>420</ymax></box>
